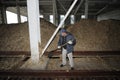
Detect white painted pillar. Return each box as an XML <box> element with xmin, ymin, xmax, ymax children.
<box><xmin>27</xmin><ymin>0</ymin><xmax>40</xmax><ymax>63</ymax></box>
<box><xmin>36</xmin><ymin>0</ymin><xmax>41</xmax><ymax>44</ymax></box>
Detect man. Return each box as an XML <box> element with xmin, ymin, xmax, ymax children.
<box><xmin>58</xmin><ymin>28</ymin><xmax>76</xmax><ymax>70</ymax></box>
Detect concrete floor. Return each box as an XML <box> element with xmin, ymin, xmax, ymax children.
<box><xmin>46</xmin><ymin>56</ymin><xmax>120</xmax><ymax>71</ymax></box>
<box><xmin>0</xmin><ymin>55</ymin><xmax>120</xmax><ymax>71</ymax></box>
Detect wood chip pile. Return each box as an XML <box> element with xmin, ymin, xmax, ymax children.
<box><xmin>0</xmin><ymin>19</ymin><xmax>120</xmax><ymax>52</ymax></box>
<box><xmin>67</xmin><ymin>19</ymin><xmax>120</xmax><ymax>51</ymax></box>
<box><xmin>0</xmin><ymin>18</ymin><xmax>57</xmax><ymax>52</ymax></box>
<box><xmin>0</xmin><ymin>23</ymin><xmax>30</xmax><ymax>51</ymax></box>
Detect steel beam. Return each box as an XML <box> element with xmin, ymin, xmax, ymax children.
<box><xmin>74</xmin><ymin>0</ymin><xmax>84</xmax><ymax>15</ymax></box>
<box><xmin>57</xmin><ymin>0</ymin><xmax>67</xmax><ymax>12</ymax></box>
<box><xmin>85</xmin><ymin>0</ymin><xmax>88</xmax><ymax>19</ymax></box>
<box><xmin>75</xmin><ymin>14</ymin><xmax>81</xmax><ymax>22</ymax></box>
<box><xmin>34</xmin><ymin>12</ymin><xmax>96</xmax><ymax>16</ymax></box>
<box><xmin>16</xmin><ymin>6</ymin><xmax>21</xmax><ymax>23</ymax></box>
<box><xmin>1</xmin><ymin>1</ymin><xmax>53</xmax><ymax>6</ymax></box>
<box><xmin>46</xmin><ymin>51</ymin><xmax>120</xmax><ymax>57</ymax></box>
<box><xmin>97</xmin><ymin>9</ymin><xmax>120</xmax><ymax>21</ymax></box>
<box><xmin>53</xmin><ymin>0</ymin><xmax>58</xmax><ymax>26</ymax></box>
<box><xmin>0</xmin><ymin>8</ymin><xmax>2</xmax><ymax>24</ymax></box>
<box><xmin>89</xmin><ymin>0</ymin><xmax>112</xmax><ymax>3</ymax></box>
<box><xmin>0</xmin><ymin>70</ymin><xmax>120</xmax><ymax>77</ymax></box>
<box><xmin>96</xmin><ymin>5</ymin><xmax>108</xmax><ymax>15</ymax></box>
<box><xmin>7</xmin><ymin>7</ymin><xmax>25</xmax><ymax>16</ymax></box>
<box><xmin>65</xmin><ymin>16</ymin><xmax>71</xmax><ymax>25</ymax></box>
<box><xmin>16</xmin><ymin>0</ymin><xmax>21</xmax><ymax>23</ymax></box>
<box><xmin>44</xmin><ymin>14</ymin><xmax>50</xmax><ymax>21</ymax></box>
<box><xmin>0</xmin><ymin>51</ymin><xmax>120</xmax><ymax>56</ymax></box>
<box><xmin>1</xmin><ymin>5</ymin><xmax>7</xmax><ymax>24</ymax></box>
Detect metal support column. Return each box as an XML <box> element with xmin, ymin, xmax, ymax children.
<box><xmin>27</xmin><ymin>0</ymin><xmax>40</xmax><ymax>63</ymax></box>
<box><xmin>57</xmin><ymin>14</ymin><xmax>60</xmax><ymax>25</ymax></box>
<box><xmin>16</xmin><ymin>0</ymin><xmax>21</xmax><ymax>23</ymax></box>
<box><xmin>1</xmin><ymin>6</ymin><xmax>7</xmax><ymax>24</ymax></box>
<box><xmin>17</xmin><ymin>6</ymin><xmax>21</xmax><ymax>23</ymax></box>
<box><xmin>75</xmin><ymin>14</ymin><xmax>81</xmax><ymax>22</ymax></box>
<box><xmin>74</xmin><ymin>0</ymin><xmax>84</xmax><ymax>15</ymax></box>
<box><xmin>53</xmin><ymin>0</ymin><xmax>58</xmax><ymax>26</ymax></box>
<box><xmin>56</xmin><ymin>13</ymin><xmax>60</xmax><ymax>26</ymax></box>
<box><xmin>65</xmin><ymin>16</ymin><xmax>71</xmax><ymax>25</ymax></box>
<box><xmin>44</xmin><ymin>15</ymin><xmax>50</xmax><ymax>21</ymax></box>
<box><xmin>0</xmin><ymin>8</ymin><xmax>2</xmax><ymax>24</ymax></box>
<box><xmin>85</xmin><ymin>0</ymin><xmax>88</xmax><ymax>19</ymax></box>
<box><xmin>55</xmin><ymin>14</ymin><xmax>59</xmax><ymax>26</ymax></box>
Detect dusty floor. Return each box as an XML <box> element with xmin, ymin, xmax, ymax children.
<box><xmin>46</xmin><ymin>56</ymin><xmax>120</xmax><ymax>71</ymax></box>
<box><xmin>20</xmin><ymin>56</ymin><xmax>49</xmax><ymax>70</ymax></box>
<box><xmin>0</xmin><ymin>57</ymin><xmax>22</xmax><ymax>70</ymax></box>
<box><xmin>0</xmin><ymin>56</ymin><xmax>120</xmax><ymax>71</ymax></box>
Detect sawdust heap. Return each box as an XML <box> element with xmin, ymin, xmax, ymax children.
<box><xmin>0</xmin><ymin>18</ymin><xmax>56</xmax><ymax>52</ymax></box>
<box><xmin>0</xmin><ymin>19</ymin><xmax>120</xmax><ymax>52</ymax></box>
<box><xmin>67</xmin><ymin>19</ymin><xmax>120</xmax><ymax>51</ymax></box>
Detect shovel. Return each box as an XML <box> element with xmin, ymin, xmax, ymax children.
<box><xmin>48</xmin><ymin>42</ymin><xmax>68</xmax><ymax>58</ymax></box>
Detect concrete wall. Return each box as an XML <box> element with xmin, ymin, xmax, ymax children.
<box><xmin>97</xmin><ymin>9</ymin><xmax>120</xmax><ymax>21</ymax></box>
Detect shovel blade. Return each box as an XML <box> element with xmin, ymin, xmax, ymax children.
<box><xmin>48</xmin><ymin>52</ymin><xmax>53</xmax><ymax>58</ymax></box>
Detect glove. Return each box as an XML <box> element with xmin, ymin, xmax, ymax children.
<box><xmin>57</xmin><ymin>46</ymin><xmax>61</xmax><ymax>49</ymax></box>
<box><xmin>67</xmin><ymin>40</ymin><xmax>73</xmax><ymax>44</ymax></box>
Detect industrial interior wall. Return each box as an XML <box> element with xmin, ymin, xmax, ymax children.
<box><xmin>0</xmin><ymin>18</ymin><xmax>120</xmax><ymax>51</ymax></box>
<box><xmin>0</xmin><ymin>10</ymin><xmax>2</xmax><ymax>24</ymax></box>
<box><xmin>97</xmin><ymin>10</ymin><xmax>120</xmax><ymax>21</ymax></box>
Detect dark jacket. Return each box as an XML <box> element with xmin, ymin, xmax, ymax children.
<box><xmin>58</xmin><ymin>32</ymin><xmax>76</xmax><ymax>53</ymax></box>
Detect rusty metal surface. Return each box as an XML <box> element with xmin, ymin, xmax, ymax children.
<box><xmin>0</xmin><ymin>70</ymin><xmax>120</xmax><ymax>77</ymax></box>
<box><xmin>0</xmin><ymin>51</ymin><xmax>120</xmax><ymax>56</ymax></box>
<box><xmin>46</xmin><ymin>51</ymin><xmax>120</xmax><ymax>56</ymax></box>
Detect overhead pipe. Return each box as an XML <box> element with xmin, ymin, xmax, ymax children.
<box><xmin>40</xmin><ymin>0</ymin><xmax>78</xmax><ymax>57</ymax></box>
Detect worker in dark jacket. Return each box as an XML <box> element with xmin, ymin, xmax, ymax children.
<box><xmin>58</xmin><ymin>28</ymin><xmax>76</xmax><ymax>70</ymax></box>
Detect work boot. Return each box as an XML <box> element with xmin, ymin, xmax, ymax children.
<box><xmin>60</xmin><ymin>64</ymin><xmax>64</xmax><ymax>67</ymax></box>
<box><xmin>71</xmin><ymin>67</ymin><xmax>74</xmax><ymax>70</ymax></box>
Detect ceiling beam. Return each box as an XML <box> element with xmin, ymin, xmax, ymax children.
<box><xmin>89</xmin><ymin>0</ymin><xmax>112</xmax><ymax>3</ymax></box>
<box><xmin>74</xmin><ymin>0</ymin><xmax>84</xmax><ymax>15</ymax></box>
<box><xmin>1</xmin><ymin>1</ymin><xmax>53</xmax><ymax>7</ymax></box>
<box><xmin>96</xmin><ymin>5</ymin><xmax>108</xmax><ymax>15</ymax></box>
<box><xmin>57</xmin><ymin>0</ymin><xmax>67</xmax><ymax>12</ymax></box>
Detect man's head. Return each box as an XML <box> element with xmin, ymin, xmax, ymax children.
<box><xmin>60</xmin><ymin>28</ymin><xmax>67</xmax><ymax>37</ymax></box>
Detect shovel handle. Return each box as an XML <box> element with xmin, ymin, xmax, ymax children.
<box><xmin>48</xmin><ymin>40</ymin><xmax>73</xmax><ymax>58</ymax></box>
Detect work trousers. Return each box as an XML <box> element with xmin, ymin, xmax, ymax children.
<box><xmin>62</xmin><ymin>48</ymin><xmax>74</xmax><ymax>67</ymax></box>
